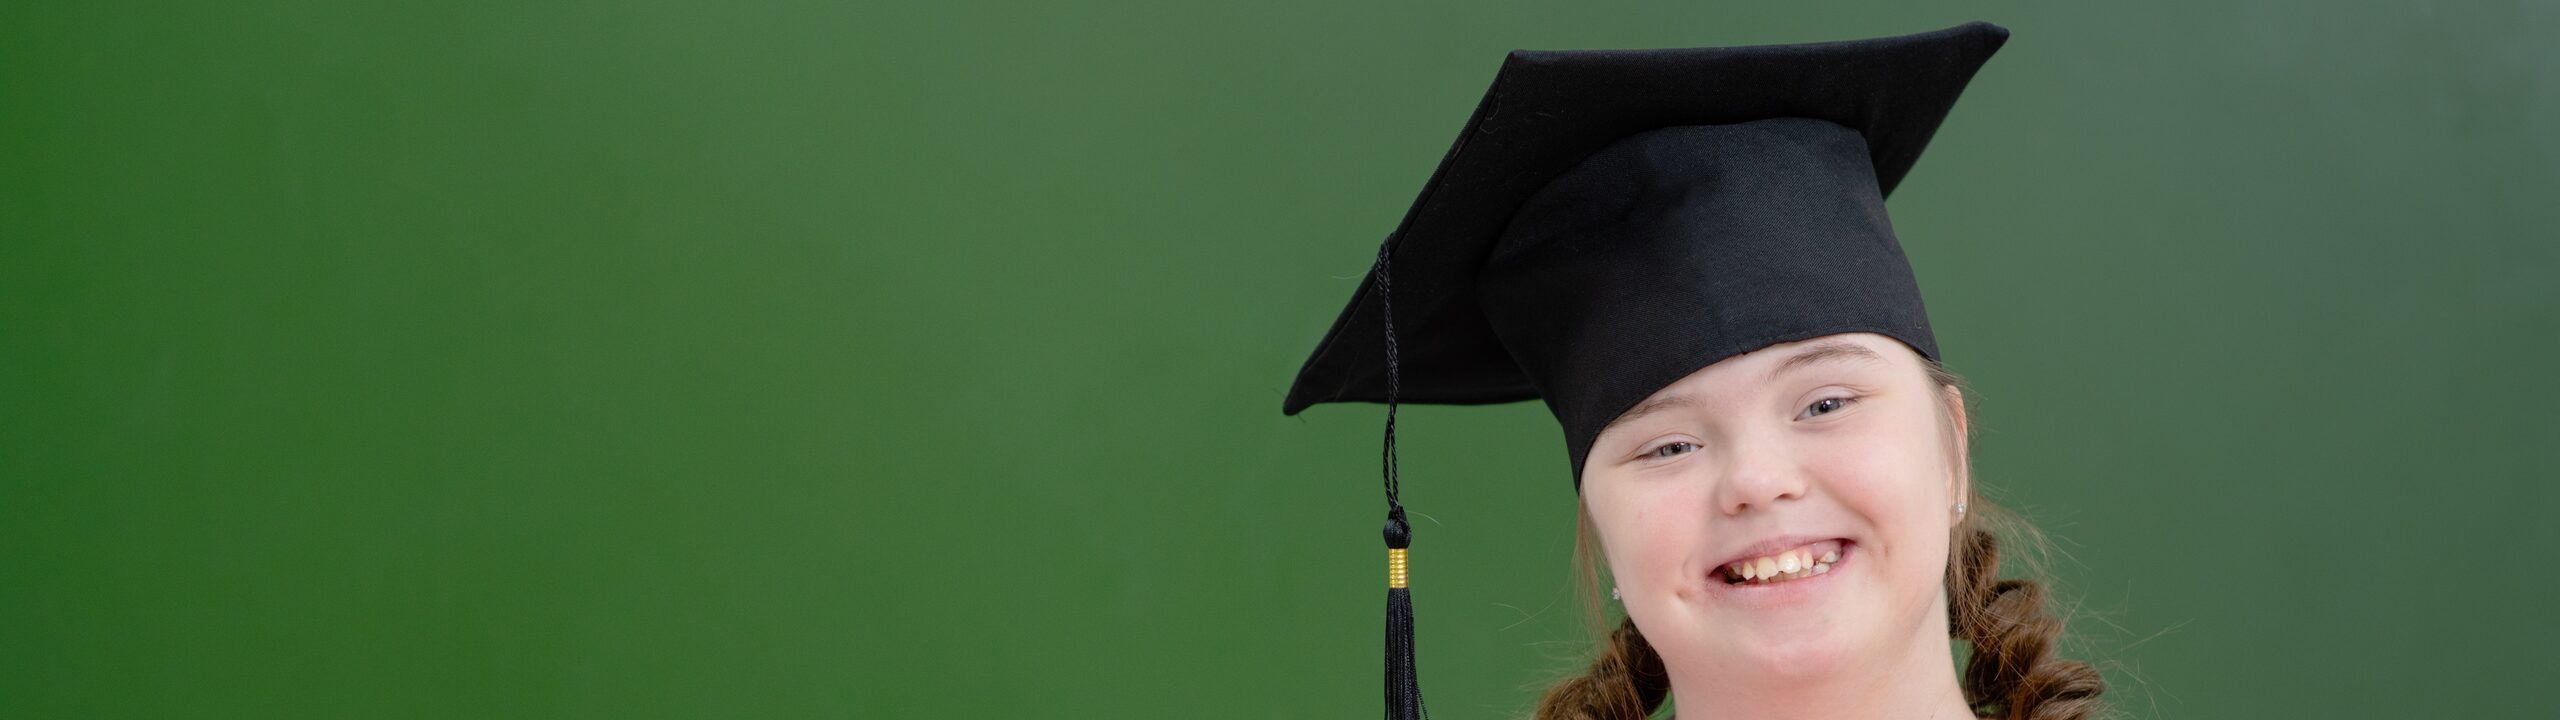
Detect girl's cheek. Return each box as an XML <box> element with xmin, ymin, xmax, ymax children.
<box><xmin>1811</xmin><ymin>427</ymin><xmax>1931</xmax><ymax>500</ymax></box>
<box><xmin>1639</xmin><ymin>490</ymin><xmax>1709</xmax><ymax>572</ymax></box>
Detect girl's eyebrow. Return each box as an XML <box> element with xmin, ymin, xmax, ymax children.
<box><xmin>1763</xmin><ymin>341</ymin><xmax>1885</xmax><ymax>384</ymax></box>
<box><xmin>1601</xmin><ymin>342</ymin><xmax>1887</xmax><ymax>438</ymax></box>
<box><xmin>1601</xmin><ymin>395</ymin><xmax>1696</xmax><ymax>437</ymax></box>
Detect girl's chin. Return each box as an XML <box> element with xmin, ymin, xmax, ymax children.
<box><xmin>1646</xmin><ymin>617</ymin><xmax>1860</xmax><ymax>682</ymax></box>
<box><xmin>1727</xmin><ymin>634</ymin><xmax>1857</xmax><ymax>681</ymax></box>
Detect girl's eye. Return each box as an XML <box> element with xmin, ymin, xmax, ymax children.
<box><xmin>1648</xmin><ymin>441</ymin><xmax>1699</xmax><ymax>459</ymax></box>
<box><xmin>1801</xmin><ymin>396</ymin><xmax>1855</xmax><ymax>419</ymax></box>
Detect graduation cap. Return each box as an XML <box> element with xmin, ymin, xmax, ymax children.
<box><xmin>1277</xmin><ymin>21</ymin><xmax>2010</xmax><ymax>719</ymax></box>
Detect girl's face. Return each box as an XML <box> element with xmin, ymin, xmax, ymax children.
<box><xmin>1579</xmin><ymin>332</ymin><xmax>1968</xmax><ymax>684</ymax></box>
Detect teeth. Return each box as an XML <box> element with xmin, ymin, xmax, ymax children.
<box><xmin>1725</xmin><ymin>545</ymin><xmax>1842</xmax><ymax>585</ymax></box>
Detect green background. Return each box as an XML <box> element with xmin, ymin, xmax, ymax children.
<box><xmin>5</xmin><ymin>1</ymin><xmax>2553</xmax><ymax>717</ymax></box>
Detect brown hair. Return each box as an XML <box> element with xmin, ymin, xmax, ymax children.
<box><xmin>1532</xmin><ymin>359</ymin><xmax>2105</xmax><ymax>720</ymax></box>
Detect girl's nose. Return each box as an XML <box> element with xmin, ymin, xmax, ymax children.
<box><xmin>1715</xmin><ymin>441</ymin><xmax>1807</xmax><ymax>516</ymax></box>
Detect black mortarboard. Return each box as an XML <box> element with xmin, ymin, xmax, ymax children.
<box><xmin>1277</xmin><ymin>22</ymin><xmax>2009</xmax><ymax>719</ymax></box>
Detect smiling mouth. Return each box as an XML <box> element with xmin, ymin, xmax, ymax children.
<box><xmin>1718</xmin><ymin>540</ymin><xmax>1847</xmax><ymax>585</ymax></box>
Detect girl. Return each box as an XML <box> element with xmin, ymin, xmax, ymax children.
<box><xmin>1280</xmin><ymin>21</ymin><xmax>2105</xmax><ymax>720</ymax></box>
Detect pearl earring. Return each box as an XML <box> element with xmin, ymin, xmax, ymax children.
<box><xmin>1610</xmin><ymin>586</ymin><xmax>1621</xmax><ymax>601</ymax></box>
<box><xmin>1954</xmin><ymin>501</ymin><xmax>1967</xmax><ymax>517</ymax></box>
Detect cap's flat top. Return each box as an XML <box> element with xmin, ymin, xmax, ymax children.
<box><xmin>1282</xmin><ymin>22</ymin><xmax>2009</xmax><ymax>420</ymax></box>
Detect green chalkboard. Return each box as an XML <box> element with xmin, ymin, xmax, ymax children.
<box><xmin>4</xmin><ymin>1</ymin><xmax>2553</xmax><ymax>717</ymax></box>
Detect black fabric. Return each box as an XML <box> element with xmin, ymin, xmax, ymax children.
<box><xmin>1280</xmin><ymin>21</ymin><xmax>2009</xmax><ymax>484</ymax></box>
<box><xmin>1482</xmin><ymin>118</ymin><xmax>1938</xmax><ymax>480</ymax></box>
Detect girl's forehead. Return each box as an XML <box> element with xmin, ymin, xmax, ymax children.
<box><xmin>1592</xmin><ymin>333</ymin><xmax>1915</xmax><ymax>443</ymax></box>
<box><xmin>1660</xmin><ymin>333</ymin><xmax>1910</xmax><ymax>393</ymax></box>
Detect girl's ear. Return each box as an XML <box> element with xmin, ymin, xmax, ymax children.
<box><xmin>1943</xmin><ymin>385</ymin><xmax>1969</xmax><ymax>440</ymax></box>
<box><xmin>1942</xmin><ymin>384</ymin><xmax>1971</xmax><ymax>502</ymax></box>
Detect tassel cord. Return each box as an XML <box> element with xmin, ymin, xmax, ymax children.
<box><xmin>1377</xmin><ymin>241</ymin><xmax>1427</xmax><ymax>720</ymax></box>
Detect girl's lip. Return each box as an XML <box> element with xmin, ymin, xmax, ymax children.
<box><xmin>1713</xmin><ymin>535</ymin><xmax>1849</xmax><ymax>569</ymax></box>
<box><xmin>1706</xmin><ymin>542</ymin><xmax>1851</xmax><ymax>604</ymax></box>
<box><xmin>1713</xmin><ymin>538</ymin><xmax>1849</xmax><ymax>576</ymax></box>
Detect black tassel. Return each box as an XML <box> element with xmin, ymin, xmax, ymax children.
<box><xmin>1384</xmin><ymin>510</ymin><xmax>1425</xmax><ymax>720</ymax></box>
<box><xmin>1375</xmin><ymin>239</ymin><xmax>1426</xmax><ymax>719</ymax></box>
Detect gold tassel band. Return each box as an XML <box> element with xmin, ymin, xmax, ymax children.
<box><xmin>1387</xmin><ymin>547</ymin><xmax>1409</xmax><ymax>588</ymax></box>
